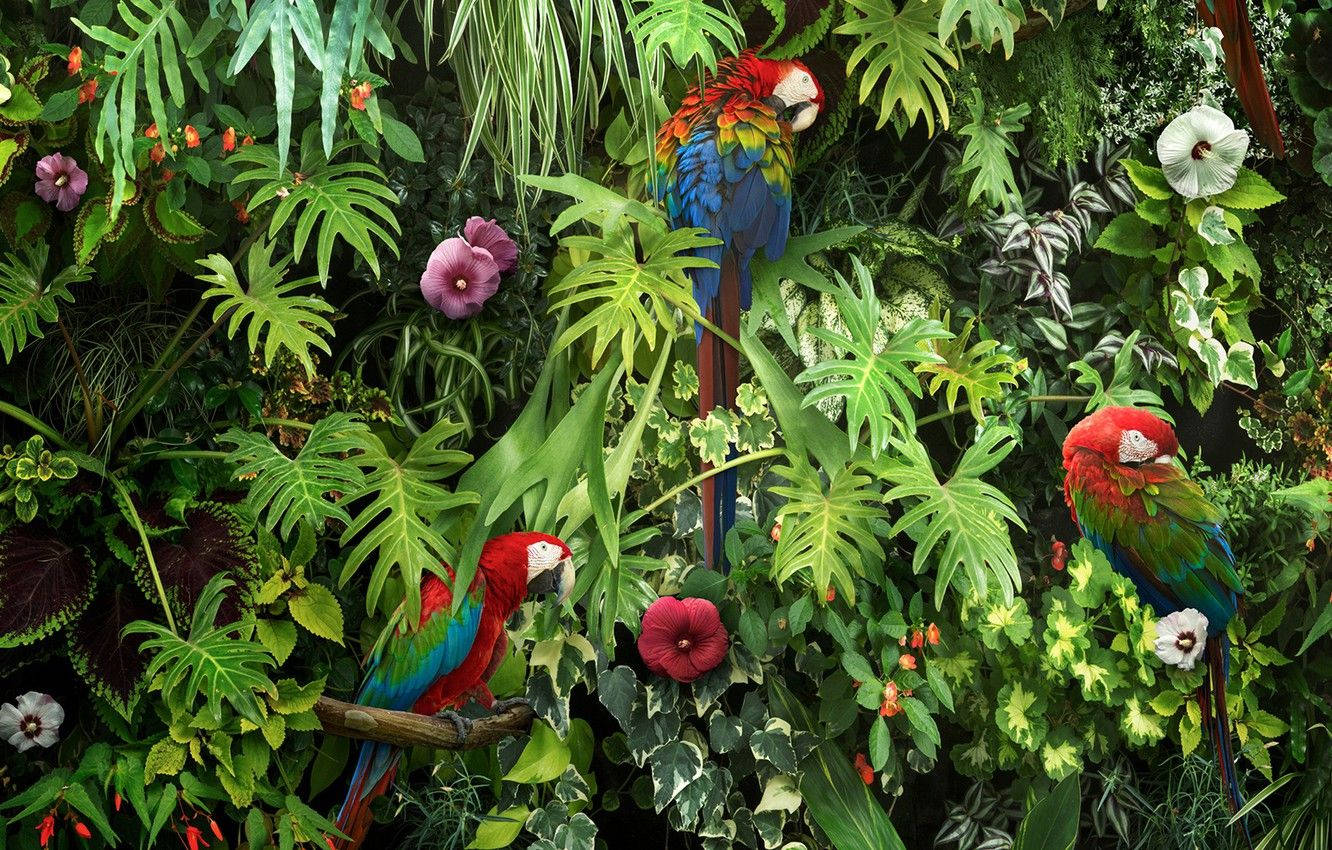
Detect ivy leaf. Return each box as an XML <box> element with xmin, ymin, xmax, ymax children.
<box><xmin>994</xmin><ymin>681</ymin><xmax>1048</xmax><ymax>750</ymax></box>
<box><xmin>688</xmin><ymin>410</ymin><xmax>738</xmax><ymax>467</ymax></box>
<box><xmin>795</xmin><ymin>257</ymin><xmax>950</xmax><ymax>457</ymax></box>
<box><xmin>1120</xmin><ymin>694</ymin><xmax>1168</xmax><ymax>745</ymax></box>
<box><xmin>0</xmin><ymin>242</ymin><xmax>87</xmax><ymax>363</ymax></box>
<box><xmin>124</xmin><ymin>576</ymin><xmax>277</xmax><ymax>725</ymax></box>
<box><xmin>917</xmin><ymin>314</ymin><xmax>1024</xmax><ymax>422</ymax></box>
<box><xmin>879</xmin><ymin>426</ymin><xmax>1024</xmax><ymax>606</ymax></box>
<box><xmin>230</xmin><ymin>136</ymin><xmax>401</xmax><ymax>283</ymax></box>
<box><xmin>220</xmin><ymin>412</ymin><xmax>369</xmax><ymax>539</ymax></box>
<box><xmin>548</xmin><ymin>225</ymin><xmax>715</xmax><ymax>367</ymax></box>
<box><xmin>838</xmin><ymin>0</ymin><xmax>959</xmax><ymax>135</ymax></box>
<box><xmin>197</xmin><ymin>240</ymin><xmax>334</xmax><ymax>378</ymax></box>
<box><xmin>338</xmin><ymin>418</ymin><xmax>478</xmax><ymax>620</ymax></box>
<box><xmin>770</xmin><ymin>454</ymin><xmax>884</xmax><ymax>604</ymax></box>
<box><xmin>628</xmin><ymin>0</ymin><xmax>745</xmax><ymax>73</ymax></box>
<box><xmin>954</xmin><ymin>94</ymin><xmax>1029</xmax><ymax>209</ymax></box>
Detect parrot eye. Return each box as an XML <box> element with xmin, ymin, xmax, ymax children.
<box><xmin>1117</xmin><ymin>429</ymin><xmax>1158</xmax><ymax>465</ymax></box>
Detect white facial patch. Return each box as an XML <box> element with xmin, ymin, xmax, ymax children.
<box><xmin>1117</xmin><ymin>429</ymin><xmax>1159</xmax><ymax>464</ymax></box>
<box><xmin>771</xmin><ymin>69</ymin><xmax>818</xmax><ymax>111</ymax></box>
<box><xmin>526</xmin><ymin>540</ymin><xmax>562</xmax><ymax>581</ymax></box>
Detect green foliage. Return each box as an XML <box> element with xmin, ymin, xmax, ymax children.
<box><xmin>1012</xmin><ymin>773</ymin><xmax>1080</xmax><ymax>849</ymax></box>
<box><xmin>939</xmin><ymin>0</ymin><xmax>1024</xmax><ymax>58</ymax></box>
<box><xmin>628</xmin><ymin>0</ymin><xmax>745</xmax><ymax>72</ymax></box>
<box><xmin>197</xmin><ymin>240</ymin><xmax>334</xmax><ymax>378</ymax></box>
<box><xmin>0</xmin><ymin>242</ymin><xmax>88</xmax><ymax>363</ymax></box>
<box><xmin>917</xmin><ymin>313</ymin><xmax>1025</xmax><ymax>423</ymax></box>
<box><xmin>953</xmin><ymin>94</ymin><xmax>1029</xmax><ymax>210</ymax></box>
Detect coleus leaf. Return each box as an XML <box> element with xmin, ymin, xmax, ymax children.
<box><xmin>0</xmin><ymin>525</ymin><xmax>95</xmax><ymax>647</ymax></box>
<box><xmin>67</xmin><ymin>584</ymin><xmax>155</xmax><ymax>719</ymax></box>
<box><xmin>135</xmin><ymin>503</ymin><xmax>258</xmax><ymax>625</ymax></box>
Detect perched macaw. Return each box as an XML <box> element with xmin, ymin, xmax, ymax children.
<box><xmin>1062</xmin><ymin>407</ymin><xmax>1249</xmax><ymax>830</ymax></box>
<box><xmin>655</xmin><ymin>49</ymin><xmax>823</xmax><ymax>570</ymax></box>
<box><xmin>332</xmin><ymin>532</ymin><xmax>574</xmax><ymax>850</ymax></box>
<box><xmin>1198</xmin><ymin>0</ymin><xmax>1285</xmax><ymax>158</ymax></box>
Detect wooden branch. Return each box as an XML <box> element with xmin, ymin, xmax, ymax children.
<box><xmin>1015</xmin><ymin>0</ymin><xmax>1096</xmax><ymax>43</ymax></box>
<box><xmin>313</xmin><ymin>696</ymin><xmax>535</xmax><ymax>750</ymax></box>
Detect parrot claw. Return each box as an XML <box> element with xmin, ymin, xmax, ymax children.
<box><xmin>491</xmin><ymin>697</ymin><xmax>531</xmax><ymax>714</ymax></box>
<box><xmin>434</xmin><ymin>710</ymin><xmax>473</xmax><ymax>741</ymax></box>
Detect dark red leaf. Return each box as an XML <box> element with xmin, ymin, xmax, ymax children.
<box><xmin>0</xmin><ymin>526</ymin><xmax>94</xmax><ymax>647</ymax></box>
<box><xmin>67</xmin><ymin>584</ymin><xmax>155</xmax><ymax>718</ymax></box>
<box><xmin>136</xmin><ymin>504</ymin><xmax>256</xmax><ymax>624</ymax></box>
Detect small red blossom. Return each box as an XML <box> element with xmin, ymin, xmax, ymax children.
<box><xmin>349</xmin><ymin>80</ymin><xmax>373</xmax><ymax>110</ymax></box>
<box><xmin>36</xmin><ymin>813</ymin><xmax>55</xmax><ymax>848</ymax></box>
<box><xmin>926</xmin><ymin>622</ymin><xmax>940</xmax><ymax>646</ymax></box>
<box><xmin>898</xmin><ymin>635</ymin><xmax>907</xmax><ymax>647</ymax></box>
<box><xmin>221</xmin><ymin>126</ymin><xmax>236</xmax><ymax>153</ymax></box>
<box><xmin>78</xmin><ymin>78</ymin><xmax>98</xmax><ymax>104</ymax></box>
<box><xmin>910</xmin><ymin>629</ymin><xmax>924</xmax><ymax>649</ymax></box>
<box><xmin>899</xmin><ymin>653</ymin><xmax>917</xmax><ymax>670</ymax></box>
<box><xmin>183</xmin><ymin>125</ymin><xmax>200</xmax><ymax>148</ymax></box>
<box><xmin>149</xmin><ymin>143</ymin><xmax>165</xmax><ymax>164</ymax></box>
<box><xmin>75</xmin><ymin>822</ymin><xmax>92</xmax><ymax>840</ymax></box>
<box><xmin>325</xmin><ymin>837</ymin><xmax>337</xmax><ymax>850</ymax></box>
<box><xmin>242</xmin><ymin>134</ymin><xmax>254</xmax><ymax>146</ymax></box>
<box><xmin>770</xmin><ymin>521</ymin><xmax>781</xmax><ymax>542</ymax></box>
<box><xmin>853</xmin><ymin>753</ymin><xmax>874</xmax><ymax>784</ymax></box>
<box><xmin>185</xmin><ymin>824</ymin><xmax>209</xmax><ymax>850</ymax></box>
<box><xmin>67</xmin><ymin>47</ymin><xmax>82</xmax><ymax>76</ymax></box>
<box><xmin>1051</xmin><ymin>539</ymin><xmax>1069</xmax><ymax>571</ymax></box>
<box><xmin>113</xmin><ymin>793</ymin><xmax>122</xmax><ymax>812</ymax></box>
<box><xmin>144</xmin><ymin>123</ymin><xmax>159</xmax><ymax>139</ymax></box>
<box><xmin>208</xmin><ymin>819</ymin><xmax>224</xmax><ymax>841</ymax></box>
<box><xmin>233</xmin><ymin>199</ymin><xmax>250</xmax><ymax>224</ymax></box>
<box><xmin>826</xmin><ymin>586</ymin><xmax>835</xmax><ymax>602</ymax></box>
<box><xmin>161</xmin><ymin>169</ymin><xmax>175</xmax><ymax>183</ymax></box>
<box><xmin>879</xmin><ymin>681</ymin><xmax>902</xmax><ymax>717</ymax></box>
<box><xmin>637</xmin><ymin>596</ymin><xmax>728</xmax><ymax>683</ymax></box>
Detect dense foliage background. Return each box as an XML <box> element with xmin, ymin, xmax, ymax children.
<box><xmin>1</xmin><ymin>0</ymin><xmax>1330</xmax><ymax>848</ymax></box>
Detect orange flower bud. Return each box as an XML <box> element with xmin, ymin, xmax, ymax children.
<box><xmin>208</xmin><ymin>819</ymin><xmax>224</xmax><ymax>841</ymax></box>
<box><xmin>769</xmin><ymin>521</ymin><xmax>781</xmax><ymax>542</ymax></box>
<box><xmin>222</xmin><ymin>126</ymin><xmax>236</xmax><ymax>153</ymax></box>
<box><xmin>149</xmin><ymin>143</ymin><xmax>165</xmax><ymax>164</ymax></box>
<box><xmin>113</xmin><ymin>793</ymin><xmax>122</xmax><ymax>812</ymax></box>
<box><xmin>926</xmin><ymin>623</ymin><xmax>940</xmax><ymax>645</ymax></box>
<box><xmin>898</xmin><ymin>653</ymin><xmax>917</xmax><ymax>670</ymax></box>
<box><xmin>77</xmin><ymin>78</ymin><xmax>98</xmax><ymax>104</ymax></box>
<box><xmin>242</xmin><ymin>134</ymin><xmax>254</xmax><ymax>146</ymax></box>
<box><xmin>144</xmin><ymin>122</ymin><xmax>159</xmax><ymax>138</ymax></box>
<box><xmin>910</xmin><ymin>629</ymin><xmax>924</xmax><ymax>649</ymax></box>
<box><xmin>183</xmin><ymin>125</ymin><xmax>200</xmax><ymax>148</ymax></box>
<box><xmin>349</xmin><ymin>80</ymin><xmax>373</xmax><ymax>110</ymax></box>
<box><xmin>825</xmin><ymin>586</ymin><xmax>835</xmax><ymax>602</ymax></box>
<box><xmin>75</xmin><ymin>822</ymin><xmax>92</xmax><ymax>840</ymax></box>
<box><xmin>67</xmin><ymin>46</ymin><xmax>82</xmax><ymax>76</ymax></box>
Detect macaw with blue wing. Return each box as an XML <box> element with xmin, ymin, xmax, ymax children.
<box><xmin>655</xmin><ymin>49</ymin><xmax>822</xmax><ymax>570</ymax></box>
<box><xmin>1063</xmin><ymin>407</ymin><xmax>1249</xmax><ymax>839</ymax></box>
<box><xmin>332</xmin><ymin>532</ymin><xmax>574</xmax><ymax>849</ymax></box>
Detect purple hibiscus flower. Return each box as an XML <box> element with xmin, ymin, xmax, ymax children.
<box><xmin>34</xmin><ymin>153</ymin><xmax>88</xmax><ymax>212</ymax></box>
<box><xmin>420</xmin><ymin>237</ymin><xmax>500</xmax><ymax>319</ymax></box>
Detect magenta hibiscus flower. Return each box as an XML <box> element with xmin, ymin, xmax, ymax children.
<box><xmin>463</xmin><ymin>216</ymin><xmax>518</xmax><ymax>273</ymax></box>
<box><xmin>637</xmin><ymin>596</ymin><xmax>729</xmax><ymax>683</ymax></box>
<box><xmin>419</xmin><ymin>237</ymin><xmax>500</xmax><ymax>319</ymax></box>
<box><xmin>34</xmin><ymin>153</ymin><xmax>88</xmax><ymax>212</ymax></box>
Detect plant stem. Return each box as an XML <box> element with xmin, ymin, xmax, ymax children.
<box><xmin>108</xmin><ymin>475</ymin><xmax>177</xmax><ymax>634</ymax></box>
<box><xmin>134</xmin><ymin>449</ymin><xmax>231</xmax><ymax>462</ymax></box>
<box><xmin>640</xmin><ymin>447</ymin><xmax>784</xmax><ymax>515</ymax></box>
<box><xmin>695</xmin><ymin>315</ymin><xmax>742</xmax><ymax>351</ymax></box>
<box><xmin>57</xmin><ymin>316</ymin><xmax>100</xmax><ymax>446</ymax></box>
<box><xmin>0</xmin><ymin>401</ymin><xmax>72</xmax><ymax>450</ymax></box>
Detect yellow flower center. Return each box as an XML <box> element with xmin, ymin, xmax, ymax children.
<box><xmin>55</xmin><ymin>175</ymin><xmax>68</xmax><ymax>187</ymax></box>
<box><xmin>454</xmin><ymin>278</ymin><xmax>468</xmax><ymax>291</ymax></box>
<box><xmin>675</xmin><ymin>638</ymin><xmax>692</xmax><ymax>651</ymax></box>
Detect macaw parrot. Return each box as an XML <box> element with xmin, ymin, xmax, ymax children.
<box><xmin>331</xmin><ymin>532</ymin><xmax>574</xmax><ymax>850</ymax></box>
<box><xmin>1062</xmin><ymin>407</ymin><xmax>1249</xmax><ymax>832</ymax></box>
<box><xmin>654</xmin><ymin>49</ymin><xmax>823</xmax><ymax>570</ymax></box>
<box><xmin>1198</xmin><ymin>0</ymin><xmax>1284</xmax><ymax>157</ymax></box>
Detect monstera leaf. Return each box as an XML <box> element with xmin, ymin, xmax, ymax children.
<box><xmin>135</xmin><ymin>504</ymin><xmax>258</xmax><ymax>624</ymax></box>
<box><xmin>0</xmin><ymin>242</ymin><xmax>88</xmax><ymax>363</ymax></box>
<box><xmin>67</xmin><ymin>585</ymin><xmax>155</xmax><ymax>719</ymax></box>
<box><xmin>0</xmin><ymin>525</ymin><xmax>94</xmax><ymax>647</ymax></box>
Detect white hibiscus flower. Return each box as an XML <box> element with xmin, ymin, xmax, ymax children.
<box><xmin>1153</xmin><ymin>609</ymin><xmax>1210</xmax><ymax>671</ymax></box>
<box><xmin>0</xmin><ymin>692</ymin><xmax>65</xmax><ymax>752</ymax></box>
<box><xmin>1156</xmin><ymin>105</ymin><xmax>1250</xmax><ymax>199</ymax></box>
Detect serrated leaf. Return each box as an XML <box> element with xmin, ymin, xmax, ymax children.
<box><xmin>287</xmin><ymin>583</ymin><xmax>343</xmax><ymax>643</ymax></box>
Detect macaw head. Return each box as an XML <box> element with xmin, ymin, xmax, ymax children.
<box><xmin>1064</xmin><ymin>406</ymin><xmax>1179</xmax><ymax>469</ymax></box>
<box><xmin>482</xmin><ymin>531</ymin><xmax>576</xmax><ymax>605</ymax></box>
<box><xmin>752</xmin><ymin>55</ymin><xmax>824</xmax><ymax>131</ymax></box>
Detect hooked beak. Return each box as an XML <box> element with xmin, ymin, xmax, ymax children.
<box><xmin>528</xmin><ymin>557</ymin><xmax>576</xmax><ymax>605</ymax></box>
<box><xmin>787</xmin><ymin>101</ymin><xmax>818</xmax><ymax>132</ymax></box>
<box><xmin>1154</xmin><ymin>454</ymin><xmax>1174</xmax><ymax>464</ymax></box>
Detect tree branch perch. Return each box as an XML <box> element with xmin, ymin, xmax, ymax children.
<box><xmin>313</xmin><ymin>696</ymin><xmax>535</xmax><ymax>750</ymax></box>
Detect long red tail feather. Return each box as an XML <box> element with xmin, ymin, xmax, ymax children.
<box><xmin>1197</xmin><ymin>0</ymin><xmax>1285</xmax><ymax>158</ymax></box>
<box><xmin>698</xmin><ymin>256</ymin><xmax>742</xmax><ymax>571</ymax></box>
<box><xmin>332</xmin><ymin>741</ymin><xmax>401</xmax><ymax>850</ymax></box>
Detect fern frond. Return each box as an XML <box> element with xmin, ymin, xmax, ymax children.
<box><xmin>0</xmin><ymin>242</ymin><xmax>87</xmax><ymax>363</ymax></box>
<box><xmin>197</xmin><ymin>240</ymin><xmax>334</xmax><ymax>378</ymax></box>
<box><xmin>878</xmin><ymin>426</ymin><xmax>1024</xmax><ymax>606</ymax></box>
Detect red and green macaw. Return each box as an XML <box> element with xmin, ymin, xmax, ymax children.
<box><xmin>1062</xmin><ymin>407</ymin><xmax>1249</xmax><ymax>830</ymax></box>
<box><xmin>332</xmin><ymin>532</ymin><xmax>574</xmax><ymax>850</ymax></box>
<box><xmin>654</xmin><ymin>49</ymin><xmax>822</xmax><ymax>570</ymax></box>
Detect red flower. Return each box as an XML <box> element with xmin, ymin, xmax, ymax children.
<box><xmin>149</xmin><ymin>143</ymin><xmax>165</xmax><ymax>164</ymax></box>
<box><xmin>208</xmin><ymin>819</ymin><xmax>224</xmax><ymax>841</ymax></box>
<box><xmin>637</xmin><ymin>596</ymin><xmax>728</xmax><ymax>683</ymax></box>
<box><xmin>221</xmin><ymin>126</ymin><xmax>236</xmax><ymax>153</ymax></box>
<box><xmin>36</xmin><ymin>813</ymin><xmax>55</xmax><ymax>848</ymax></box>
<box><xmin>898</xmin><ymin>653</ymin><xmax>917</xmax><ymax>670</ymax></box>
<box><xmin>1051</xmin><ymin>539</ymin><xmax>1069</xmax><ymax>571</ymax></box>
<box><xmin>242</xmin><ymin>134</ymin><xmax>254</xmax><ymax>146</ymax></box>
<box><xmin>926</xmin><ymin>622</ymin><xmax>940</xmax><ymax>646</ymax></box>
<box><xmin>853</xmin><ymin>753</ymin><xmax>874</xmax><ymax>785</ymax></box>
<box><xmin>75</xmin><ymin>822</ymin><xmax>92</xmax><ymax>840</ymax></box>
<box><xmin>769</xmin><ymin>521</ymin><xmax>781</xmax><ymax>542</ymax></box>
<box><xmin>910</xmin><ymin>629</ymin><xmax>924</xmax><ymax>649</ymax></box>
<box><xmin>325</xmin><ymin>837</ymin><xmax>337</xmax><ymax>850</ymax></box>
<box><xmin>185</xmin><ymin>824</ymin><xmax>209</xmax><ymax>850</ymax></box>
<box><xmin>349</xmin><ymin>80</ymin><xmax>373</xmax><ymax>110</ymax></box>
<box><xmin>77</xmin><ymin>78</ymin><xmax>98</xmax><ymax>104</ymax></box>
<box><xmin>144</xmin><ymin>123</ymin><xmax>159</xmax><ymax>138</ymax></box>
<box><xmin>161</xmin><ymin>169</ymin><xmax>175</xmax><ymax>183</ymax></box>
<box><xmin>113</xmin><ymin>793</ymin><xmax>122</xmax><ymax>812</ymax></box>
<box><xmin>825</xmin><ymin>586</ymin><xmax>835</xmax><ymax>602</ymax></box>
<box><xmin>67</xmin><ymin>46</ymin><xmax>82</xmax><ymax>76</ymax></box>
<box><xmin>183</xmin><ymin>125</ymin><xmax>200</xmax><ymax>148</ymax></box>
<box><xmin>233</xmin><ymin>199</ymin><xmax>251</xmax><ymax>224</ymax></box>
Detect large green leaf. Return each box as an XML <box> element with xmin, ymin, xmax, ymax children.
<box><xmin>795</xmin><ymin>258</ymin><xmax>950</xmax><ymax>457</ymax></box>
<box><xmin>837</xmin><ymin>0</ymin><xmax>959</xmax><ymax>134</ymax></box>
<box><xmin>879</xmin><ymin>425</ymin><xmax>1024</xmax><ymax>606</ymax></box>
<box><xmin>917</xmin><ymin>314</ymin><xmax>1024</xmax><ymax>422</ymax></box>
<box><xmin>124</xmin><ymin>576</ymin><xmax>277</xmax><ymax>725</ymax></box>
<box><xmin>627</xmin><ymin>0</ymin><xmax>745</xmax><ymax>72</ymax></box>
<box><xmin>770</xmin><ymin>454</ymin><xmax>884</xmax><ymax>604</ymax></box>
<box><xmin>741</xmin><ymin>329</ymin><xmax>850</xmax><ymax>471</ymax></box>
<box><xmin>219</xmin><ymin>413</ymin><xmax>368</xmax><ymax>538</ymax></box>
<box><xmin>953</xmin><ymin>94</ymin><xmax>1029</xmax><ymax>209</ymax></box>
<box><xmin>197</xmin><ymin>240</ymin><xmax>334</xmax><ymax>378</ymax></box>
<box><xmin>74</xmin><ymin>0</ymin><xmax>193</xmax><ymax>214</ymax></box>
<box><xmin>338</xmin><ymin>419</ymin><xmax>479</xmax><ymax>620</ymax></box>
<box><xmin>1012</xmin><ymin>773</ymin><xmax>1081</xmax><ymax>850</ymax></box>
<box><xmin>0</xmin><ymin>242</ymin><xmax>87</xmax><ymax>363</ymax></box>
<box><xmin>229</xmin><ymin>134</ymin><xmax>401</xmax><ymax>282</ymax></box>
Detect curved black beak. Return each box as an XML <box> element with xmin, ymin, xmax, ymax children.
<box><xmin>527</xmin><ymin>557</ymin><xmax>575</xmax><ymax>604</ymax></box>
